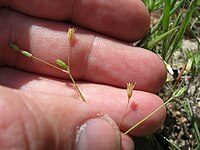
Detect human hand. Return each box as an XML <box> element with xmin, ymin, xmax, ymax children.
<box><xmin>0</xmin><ymin>0</ymin><xmax>167</xmax><ymax>149</ymax></box>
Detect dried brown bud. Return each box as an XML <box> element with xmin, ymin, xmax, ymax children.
<box><xmin>127</xmin><ymin>82</ymin><xmax>136</xmax><ymax>99</ymax></box>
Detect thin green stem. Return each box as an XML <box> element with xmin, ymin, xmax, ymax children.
<box><xmin>8</xmin><ymin>42</ymin><xmax>86</xmax><ymax>102</ymax></box>
<box><xmin>67</xmin><ymin>70</ymin><xmax>86</xmax><ymax>102</ymax></box>
<box><xmin>33</xmin><ymin>56</ymin><xmax>86</xmax><ymax>102</ymax></box>
<box><xmin>158</xmin><ymin>133</ymin><xmax>181</xmax><ymax>150</ymax></box>
<box><xmin>32</xmin><ymin>56</ymin><xmax>68</xmax><ymax>73</ymax></box>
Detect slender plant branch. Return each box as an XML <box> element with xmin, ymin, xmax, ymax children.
<box><xmin>68</xmin><ymin>70</ymin><xmax>86</xmax><ymax>102</ymax></box>
<box><xmin>8</xmin><ymin>41</ymin><xmax>86</xmax><ymax>102</ymax></box>
<box><xmin>123</xmin><ymin>97</ymin><xmax>173</xmax><ymax>135</ymax></box>
<box><xmin>123</xmin><ymin>85</ymin><xmax>186</xmax><ymax>135</ymax></box>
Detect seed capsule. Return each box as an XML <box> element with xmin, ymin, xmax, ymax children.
<box><xmin>127</xmin><ymin>82</ymin><xmax>136</xmax><ymax>99</ymax></box>
<box><xmin>67</xmin><ymin>28</ymin><xmax>76</xmax><ymax>43</ymax></box>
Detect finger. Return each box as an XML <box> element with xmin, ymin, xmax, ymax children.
<box><xmin>0</xmin><ymin>67</ymin><xmax>166</xmax><ymax>136</ymax></box>
<box><xmin>122</xmin><ymin>134</ymin><xmax>135</xmax><ymax>150</ymax></box>
<box><xmin>0</xmin><ymin>9</ymin><xmax>167</xmax><ymax>93</ymax></box>
<box><xmin>1</xmin><ymin>0</ymin><xmax>150</xmax><ymax>41</ymax></box>
<box><xmin>0</xmin><ymin>85</ymin><xmax>127</xmax><ymax>149</ymax></box>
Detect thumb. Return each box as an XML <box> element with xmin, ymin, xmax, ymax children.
<box><xmin>0</xmin><ymin>86</ymin><xmax>123</xmax><ymax>150</ymax></box>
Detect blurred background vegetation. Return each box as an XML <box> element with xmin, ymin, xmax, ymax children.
<box><xmin>134</xmin><ymin>0</ymin><xmax>200</xmax><ymax>149</ymax></box>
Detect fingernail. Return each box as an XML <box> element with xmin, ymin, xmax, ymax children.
<box><xmin>74</xmin><ymin>115</ymin><xmax>121</xmax><ymax>150</ymax></box>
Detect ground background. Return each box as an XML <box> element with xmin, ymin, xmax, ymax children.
<box><xmin>134</xmin><ymin>1</ymin><xmax>200</xmax><ymax>149</ymax></box>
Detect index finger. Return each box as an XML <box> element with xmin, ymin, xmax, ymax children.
<box><xmin>1</xmin><ymin>0</ymin><xmax>150</xmax><ymax>42</ymax></box>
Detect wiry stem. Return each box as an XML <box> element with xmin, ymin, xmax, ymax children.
<box><xmin>32</xmin><ymin>56</ymin><xmax>68</xmax><ymax>73</ymax></box>
<box><xmin>8</xmin><ymin>42</ymin><xmax>86</xmax><ymax>102</ymax></box>
<box><xmin>123</xmin><ymin>97</ymin><xmax>174</xmax><ymax>136</ymax></box>
<box><xmin>68</xmin><ymin>70</ymin><xmax>86</xmax><ymax>102</ymax></box>
<box><xmin>123</xmin><ymin>85</ymin><xmax>186</xmax><ymax>135</ymax></box>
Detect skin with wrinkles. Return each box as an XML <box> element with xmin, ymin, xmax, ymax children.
<box><xmin>0</xmin><ymin>8</ymin><xmax>166</xmax><ymax>92</ymax></box>
<box><xmin>1</xmin><ymin>0</ymin><xmax>149</xmax><ymax>41</ymax></box>
<box><xmin>0</xmin><ymin>0</ymin><xmax>166</xmax><ymax>149</ymax></box>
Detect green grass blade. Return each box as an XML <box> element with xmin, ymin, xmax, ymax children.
<box><xmin>185</xmin><ymin>98</ymin><xmax>200</xmax><ymax>143</ymax></box>
<box><xmin>137</xmin><ymin>0</ymin><xmax>183</xmax><ymax>47</ymax></box>
<box><xmin>151</xmin><ymin>0</ymin><xmax>183</xmax><ymax>34</ymax></box>
<box><xmin>148</xmin><ymin>27</ymin><xmax>178</xmax><ymax>49</ymax></box>
<box><xmin>189</xmin><ymin>26</ymin><xmax>200</xmax><ymax>46</ymax></box>
<box><xmin>170</xmin><ymin>0</ymin><xmax>177</xmax><ymax>8</ymax></box>
<box><xmin>167</xmin><ymin>1</ymin><xmax>197</xmax><ymax>61</ymax></box>
<box><xmin>150</xmin><ymin>0</ymin><xmax>156</xmax><ymax>12</ymax></box>
<box><xmin>161</xmin><ymin>0</ymin><xmax>171</xmax><ymax>59</ymax></box>
<box><xmin>153</xmin><ymin>0</ymin><xmax>164</xmax><ymax>11</ymax></box>
<box><xmin>159</xmin><ymin>134</ymin><xmax>181</xmax><ymax>150</ymax></box>
<box><xmin>162</xmin><ymin>0</ymin><xmax>171</xmax><ymax>32</ymax></box>
<box><xmin>165</xmin><ymin>12</ymin><xmax>182</xmax><ymax>55</ymax></box>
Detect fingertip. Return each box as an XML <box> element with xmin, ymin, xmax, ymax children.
<box><xmin>142</xmin><ymin>51</ymin><xmax>167</xmax><ymax>93</ymax></box>
<box><xmin>127</xmin><ymin>47</ymin><xmax>167</xmax><ymax>93</ymax></box>
<box><xmin>121</xmin><ymin>134</ymin><xmax>135</xmax><ymax>150</ymax></box>
<box><xmin>122</xmin><ymin>91</ymin><xmax>166</xmax><ymax>136</ymax></box>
